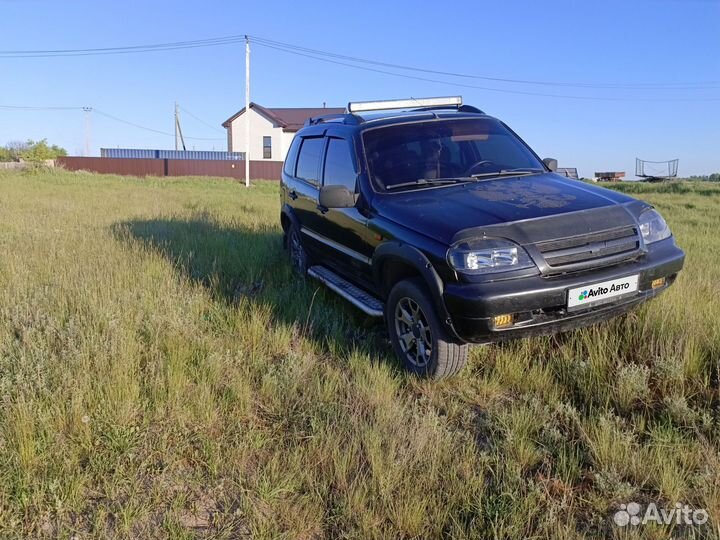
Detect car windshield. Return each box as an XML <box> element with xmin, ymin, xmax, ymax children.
<box><xmin>363</xmin><ymin>118</ymin><xmax>545</xmax><ymax>191</ymax></box>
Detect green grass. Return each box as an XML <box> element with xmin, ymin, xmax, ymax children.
<box><xmin>0</xmin><ymin>169</ymin><xmax>718</xmax><ymax>539</ymax></box>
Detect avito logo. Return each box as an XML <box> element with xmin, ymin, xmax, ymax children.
<box><xmin>578</xmin><ymin>286</ymin><xmax>609</xmax><ymax>301</ymax></box>
<box><xmin>578</xmin><ymin>281</ymin><xmax>631</xmax><ymax>302</ymax></box>
<box><xmin>569</xmin><ymin>275</ymin><xmax>638</xmax><ymax>309</ymax></box>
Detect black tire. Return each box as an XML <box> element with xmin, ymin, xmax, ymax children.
<box><xmin>386</xmin><ymin>278</ymin><xmax>468</xmax><ymax>379</ymax></box>
<box><xmin>287</xmin><ymin>223</ymin><xmax>308</xmax><ymax>276</ymax></box>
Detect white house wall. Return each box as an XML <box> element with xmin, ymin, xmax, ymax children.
<box><xmin>228</xmin><ymin>108</ymin><xmax>294</xmax><ymax>162</ymax></box>
<box><xmin>281</xmin><ymin>131</ymin><xmax>297</xmax><ymax>161</ymax></box>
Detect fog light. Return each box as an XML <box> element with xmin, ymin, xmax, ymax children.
<box><xmin>651</xmin><ymin>277</ymin><xmax>666</xmax><ymax>289</ymax></box>
<box><xmin>493</xmin><ymin>314</ymin><xmax>514</xmax><ymax>328</ymax></box>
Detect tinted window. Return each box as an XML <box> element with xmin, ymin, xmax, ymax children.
<box><xmin>296</xmin><ymin>137</ymin><xmax>324</xmax><ymax>185</ymax></box>
<box><xmin>283</xmin><ymin>136</ymin><xmax>301</xmax><ymax>176</ymax></box>
<box><xmin>362</xmin><ymin>118</ymin><xmax>544</xmax><ymax>191</ymax></box>
<box><xmin>323</xmin><ymin>138</ymin><xmax>357</xmax><ymax>191</ymax></box>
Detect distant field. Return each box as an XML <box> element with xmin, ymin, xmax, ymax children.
<box><xmin>0</xmin><ymin>169</ymin><xmax>718</xmax><ymax>539</ymax></box>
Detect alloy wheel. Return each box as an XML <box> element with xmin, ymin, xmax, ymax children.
<box><xmin>289</xmin><ymin>229</ymin><xmax>306</xmax><ymax>274</ymax></box>
<box><xmin>394</xmin><ymin>297</ymin><xmax>433</xmax><ymax>367</ymax></box>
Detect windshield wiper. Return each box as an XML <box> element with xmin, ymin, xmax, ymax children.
<box><xmin>470</xmin><ymin>168</ymin><xmax>544</xmax><ymax>180</ymax></box>
<box><xmin>386</xmin><ymin>168</ymin><xmax>545</xmax><ymax>190</ymax></box>
<box><xmin>385</xmin><ymin>178</ymin><xmax>467</xmax><ymax>190</ymax></box>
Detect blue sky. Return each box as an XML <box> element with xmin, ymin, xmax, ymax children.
<box><xmin>1</xmin><ymin>0</ymin><xmax>718</xmax><ymax>178</ymax></box>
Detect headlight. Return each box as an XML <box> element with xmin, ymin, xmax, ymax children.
<box><xmin>448</xmin><ymin>238</ymin><xmax>535</xmax><ymax>275</ymax></box>
<box><xmin>638</xmin><ymin>209</ymin><xmax>671</xmax><ymax>244</ymax></box>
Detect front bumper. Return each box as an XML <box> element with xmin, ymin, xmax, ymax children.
<box><xmin>444</xmin><ymin>237</ymin><xmax>684</xmax><ymax>344</ymax></box>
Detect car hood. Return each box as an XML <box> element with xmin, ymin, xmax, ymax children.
<box><xmin>373</xmin><ymin>173</ymin><xmax>638</xmax><ymax>244</ymax></box>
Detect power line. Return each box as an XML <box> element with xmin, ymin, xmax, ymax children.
<box><xmin>0</xmin><ymin>105</ymin><xmax>84</xmax><ymax>110</ymax></box>
<box><xmin>0</xmin><ymin>105</ymin><xmax>225</xmax><ymax>141</ymax></box>
<box><xmin>249</xmin><ymin>35</ymin><xmax>720</xmax><ymax>91</ymax></box>
<box><xmin>0</xmin><ymin>32</ymin><xmax>717</xmax><ymax>92</ymax></box>
<box><xmin>0</xmin><ymin>35</ymin><xmax>246</xmax><ymax>58</ymax></box>
<box><xmin>252</xmin><ymin>41</ymin><xmax>720</xmax><ymax>102</ymax></box>
<box><xmin>178</xmin><ymin>105</ymin><xmax>225</xmax><ymax>133</ymax></box>
<box><xmin>92</xmin><ymin>109</ymin><xmax>172</xmax><ymax>136</ymax></box>
<box><xmin>93</xmin><ymin>109</ymin><xmax>224</xmax><ymax>140</ymax></box>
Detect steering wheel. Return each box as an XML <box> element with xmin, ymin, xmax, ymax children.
<box><xmin>420</xmin><ymin>161</ymin><xmax>464</xmax><ymax>179</ymax></box>
<box><xmin>464</xmin><ymin>160</ymin><xmax>497</xmax><ymax>176</ymax></box>
<box><xmin>438</xmin><ymin>161</ymin><xmax>464</xmax><ymax>177</ymax></box>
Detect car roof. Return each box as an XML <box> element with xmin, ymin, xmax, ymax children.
<box><xmin>298</xmin><ymin>108</ymin><xmax>494</xmax><ymax>137</ymax></box>
<box><xmin>356</xmin><ymin>109</ymin><xmax>491</xmax><ymax>130</ymax></box>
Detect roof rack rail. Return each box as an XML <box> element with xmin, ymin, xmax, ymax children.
<box><xmin>304</xmin><ymin>113</ymin><xmax>363</xmax><ymax>127</ymax></box>
<box><xmin>410</xmin><ymin>104</ymin><xmax>485</xmax><ymax>114</ymax></box>
<box><xmin>347</xmin><ymin>96</ymin><xmax>463</xmax><ymax>113</ymax></box>
<box><xmin>304</xmin><ymin>97</ymin><xmax>485</xmax><ymax>127</ymax></box>
<box><xmin>458</xmin><ymin>104</ymin><xmax>484</xmax><ymax>114</ymax></box>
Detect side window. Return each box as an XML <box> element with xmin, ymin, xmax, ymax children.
<box><xmin>323</xmin><ymin>138</ymin><xmax>357</xmax><ymax>192</ymax></box>
<box><xmin>283</xmin><ymin>136</ymin><xmax>302</xmax><ymax>176</ymax></box>
<box><xmin>263</xmin><ymin>136</ymin><xmax>272</xmax><ymax>159</ymax></box>
<box><xmin>295</xmin><ymin>137</ymin><xmax>325</xmax><ymax>185</ymax></box>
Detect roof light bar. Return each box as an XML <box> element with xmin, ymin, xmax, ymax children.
<box><xmin>347</xmin><ymin>96</ymin><xmax>462</xmax><ymax>113</ymax></box>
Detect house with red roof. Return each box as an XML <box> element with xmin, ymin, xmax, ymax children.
<box><xmin>222</xmin><ymin>103</ymin><xmax>344</xmax><ymax>162</ymax></box>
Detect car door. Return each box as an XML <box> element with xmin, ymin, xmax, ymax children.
<box><xmin>316</xmin><ymin>135</ymin><xmax>373</xmax><ymax>285</ymax></box>
<box><xmin>289</xmin><ymin>135</ymin><xmax>328</xmax><ymax>259</ymax></box>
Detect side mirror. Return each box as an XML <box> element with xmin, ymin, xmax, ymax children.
<box><xmin>543</xmin><ymin>158</ymin><xmax>558</xmax><ymax>172</ymax></box>
<box><xmin>319</xmin><ymin>185</ymin><xmax>356</xmax><ymax>208</ymax></box>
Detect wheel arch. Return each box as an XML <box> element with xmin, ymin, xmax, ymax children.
<box><xmin>280</xmin><ymin>203</ymin><xmax>300</xmax><ymax>248</ymax></box>
<box><xmin>372</xmin><ymin>242</ymin><xmax>460</xmax><ymax>339</ymax></box>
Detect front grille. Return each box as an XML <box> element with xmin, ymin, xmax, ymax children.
<box><xmin>536</xmin><ymin>226</ymin><xmax>640</xmax><ymax>269</ymax></box>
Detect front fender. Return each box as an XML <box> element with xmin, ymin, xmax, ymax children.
<box><xmin>372</xmin><ymin>242</ymin><xmax>461</xmax><ymax>340</ymax></box>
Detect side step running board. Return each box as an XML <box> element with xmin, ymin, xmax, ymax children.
<box><xmin>308</xmin><ymin>266</ymin><xmax>384</xmax><ymax>317</ymax></box>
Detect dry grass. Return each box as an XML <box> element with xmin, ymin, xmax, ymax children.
<box><xmin>0</xmin><ymin>169</ymin><xmax>718</xmax><ymax>539</ymax></box>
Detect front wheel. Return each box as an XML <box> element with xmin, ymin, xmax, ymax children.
<box><xmin>386</xmin><ymin>278</ymin><xmax>468</xmax><ymax>379</ymax></box>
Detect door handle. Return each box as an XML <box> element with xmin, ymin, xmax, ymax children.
<box><xmin>289</xmin><ymin>189</ymin><xmax>298</xmax><ymax>200</ymax></box>
<box><xmin>317</xmin><ymin>204</ymin><xmax>328</xmax><ymax>214</ymax></box>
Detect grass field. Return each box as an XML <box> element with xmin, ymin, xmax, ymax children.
<box><xmin>0</xmin><ymin>169</ymin><xmax>718</xmax><ymax>539</ymax></box>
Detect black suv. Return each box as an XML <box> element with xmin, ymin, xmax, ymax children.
<box><xmin>280</xmin><ymin>97</ymin><xmax>684</xmax><ymax>378</ymax></box>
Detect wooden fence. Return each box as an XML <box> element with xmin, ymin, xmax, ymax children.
<box><xmin>56</xmin><ymin>157</ymin><xmax>283</xmax><ymax>181</ymax></box>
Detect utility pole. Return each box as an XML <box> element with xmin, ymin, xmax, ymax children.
<box><xmin>245</xmin><ymin>35</ymin><xmax>251</xmax><ymax>187</ymax></box>
<box><xmin>175</xmin><ymin>102</ymin><xmax>179</xmax><ymax>151</ymax></box>
<box><xmin>174</xmin><ymin>101</ymin><xmax>186</xmax><ymax>151</ymax></box>
<box><xmin>83</xmin><ymin>107</ymin><xmax>93</xmax><ymax>157</ymax></box>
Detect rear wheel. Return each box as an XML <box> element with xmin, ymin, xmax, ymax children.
<box><xmin>386</xmin><ymin>278</ymin><xmax>468</xmax><ymax>379</ymax></box>
<box><xmin>287</xmin><ymin>223</ymin><xmax>308</xmax><ymax>276</ymax></box>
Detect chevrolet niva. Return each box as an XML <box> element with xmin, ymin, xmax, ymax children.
<box><xmin>279</xmin><ymin>97</ymin><xmax>684</xmax><ymax>378</ymax></box>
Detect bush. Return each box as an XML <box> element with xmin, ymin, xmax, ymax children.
<box><xmin>0</xmin><ymin>139</ymin><xmax>67</xmax><ymax>162</ymax></box>
<box><xmin>685</xmin><ymin>173</ymin><xmax>720</xmax><ymax>182</ymax></box>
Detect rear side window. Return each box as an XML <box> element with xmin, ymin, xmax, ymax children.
<box><xmin>323</xmin><ymin>138</ymin><xmax>357</xmax><ymax>192</ymax></box>
<box><xmin>295</xmin><ymin>137</ymin><xmax>325</xmax><ymax>185</ymax></box>
<box><xmin>283</xmin><ymin>136</ymin><xmax>302</xmax><ymax>176</ymax></box>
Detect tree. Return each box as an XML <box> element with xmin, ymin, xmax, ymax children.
<box><xmin>19</xmin><ymin>139</ymin><xmax>67</xmax><ymax>161</ymax></box>
<box><xmin>687</xmin><ymin>173</ymin><xmax>720</xmax><ymax>182</ymax></box>
<box><xmin>3</xmin><ymin>140</ymin><xmax>29</xmax><ymax>161</ymax></box>
<box><xmin>0</xmin><ymin>139</ymin><xmax>67</xmax><ymax>162</ymax></box>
